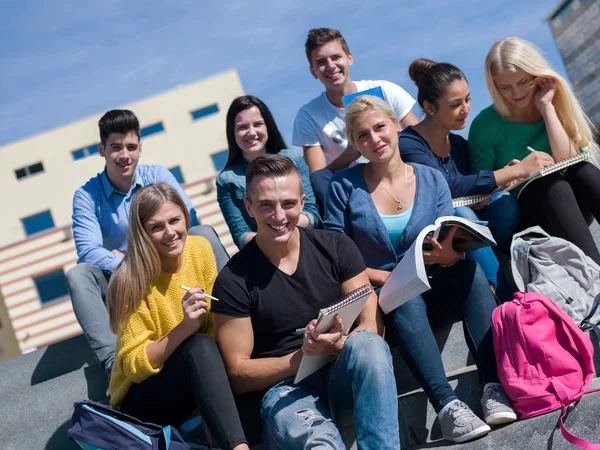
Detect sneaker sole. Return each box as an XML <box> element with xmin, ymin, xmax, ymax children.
<box><xmin>485</xmin><ymin>412</ymin><xmax>518</xmax><ymax>426</ymax></box>
<box><xmin>444</xmin><ymin>424</ymin><xmax>491</xmax><ymax>443</ymax></box>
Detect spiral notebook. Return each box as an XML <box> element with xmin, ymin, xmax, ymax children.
<box><xmin>294</xmin><ymin>284</ymin><xmax>373</xmax><ymax>384</ymax></box>
<box><xmin>451</xmin><ymin>151</ymin><xmax>590</xmax><ymax>206</ymax></box>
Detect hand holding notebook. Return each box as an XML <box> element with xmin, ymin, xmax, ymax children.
<box><xmin>294</xmin><ymin>284</ymin><xmax>373</xmax><ymax>383</ymax></box>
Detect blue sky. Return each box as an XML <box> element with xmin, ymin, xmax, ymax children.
<box><xmin>0</xmin><ymin>0</ymin><xmax>565</xmax><ymax>147</ymax></box>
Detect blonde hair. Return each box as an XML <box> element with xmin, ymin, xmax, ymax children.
<box><xmin>345</xmin><ymin>95</ymin><xmax>399</xmax><ymax>147</ymax></box>
<box><xmin>485</xmin><ymin>37</ymin><xmax>599</xmax><ymax>159</ymax></box>
<box><xmin>107</xmin><ymin>183</ymin><xmax>191</xmax><ymax>332</ymax></box>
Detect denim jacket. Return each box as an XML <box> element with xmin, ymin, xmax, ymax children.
<box><xmin>324</xmin><ymin>163</ymin><xmax>453</xmax><ymax>271</ymax></box>
<box><xmin>216</xmin><ymin>148</ymin><xmax>320</xmax><ymax>249</ymax></box>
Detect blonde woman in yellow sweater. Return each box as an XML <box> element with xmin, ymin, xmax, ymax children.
<box><xmin>107</xmin><ymin>183</ymin><xmax>248</xmax><ymax>450</ymax></box>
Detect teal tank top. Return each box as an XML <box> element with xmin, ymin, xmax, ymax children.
<box><xmin>379</xmin><ymin>204</ymin><xmax>414</xmax><ymax>250</ymax></box>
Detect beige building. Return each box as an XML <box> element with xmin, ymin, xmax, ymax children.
<box><xmin>0</xmin><ymin>70</ymin><xmax>244</xmax><ymax>357</ymax></box>
<box><xmin>0</xmin><ymin>69</ymin><xmax>244</xmax><ymax>246</ymax></box>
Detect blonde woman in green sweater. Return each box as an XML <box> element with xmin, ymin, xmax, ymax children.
<box><xmin>469</xmin><ymin>37</ymin><xmax>600</xmax><ymax>264</ymax></box>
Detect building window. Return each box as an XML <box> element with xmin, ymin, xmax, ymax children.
<box><xmin>34</xmin><ymin>269</ymin><xmax>69</xmax><ymax>305</ymax></box>
<box><xmin>191</xmin><ymin>104</ymin><xmax>219</xmax><ymax>121</ymax></box>
<box><xmin>140</xmin><ymin>122</ymin><xmax>165</xmax><ymax>138</ymax></box>
<box><xmin>211</xmin><ymin>150</ymin><xmax>229</xmax><ymax>172</ymax></box>
<box><xmin>15</xmin><ymin>162</ymin><xmax>45</xmax><ymax>181</ymax></box>
<box><xmin>168</xmin><ymin>166</ymin><xmax>185</xmax><ymax>184</ymax></box>
<box><xmin>21</xmin><ymin>210</ymin><xmax>55</xmax><ymax>236</ymax></box>
<box><xmin>72</xmin><ymin>144</ymin><xmax>99</xmax><ymax>161</ymax></box>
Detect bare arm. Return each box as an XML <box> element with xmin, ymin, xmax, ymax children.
<box><xmin>366</xmin><ymin>268</ymin><xmax>392</xmax><ymax>288</ymax></box>
<box><xmin>297</xmin><ymin>214</ymin><xmax>311</xmax><ymax>228</ymax></box>
<box><xmin>535</xmin><ymin>77</ymin><xmax>578</xmax><ymax>161</ymax></box>
<box><xmin>399</xmin><ymin>111</ymin><xmax>420</xmax><ymax>129</ymax></box>
<box><xmin>303</xmin><ymin>144</ymin><xmax>361</xmax><ymax>174</ymax></box>
<box><xmin>343</xmin><ymin>270</ymin><xmax>384</xmax><ymax>336</ymax></box>
<box><xmin>214</xmin><ymin>314</ymin><xmax>303</xmax><ymax>394</ymax></box>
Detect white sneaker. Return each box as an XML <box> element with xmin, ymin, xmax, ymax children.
<box><xmin>438</xmin><ymin>399</ymin><xmax>491</xmax><ymax>443</ymax></box>
<box><xmin>481</xmin><ymin>382</ymin><xmax>518</xmax><ymax>426</ymax></box>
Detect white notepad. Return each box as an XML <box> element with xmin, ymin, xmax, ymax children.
<box><xmin>294</xmin><ymin>284</ymin><xmax>373</xmax><ymax>384</ymax></box>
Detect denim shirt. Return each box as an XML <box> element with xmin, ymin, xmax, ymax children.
<box><xmin>324</xmin><ymin>163</ymin><xmax>453</xmax><ymax>271</ymax></box>
<box><xmin>216</xmin><ymin>148</ymin><xmax>320</xmax><ymax>249</ymax></box>
<box><xmin>400</xmin><ymin>127</ymin><xmax>497</xmax><ymax>198</ymax></box>
<box><xmin>72</xmin><ymin>164</ymin><xmax>199</xmax><ymax>274</ymax></box>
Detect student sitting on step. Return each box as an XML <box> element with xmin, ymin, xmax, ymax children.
<box><xmin>212</xmin><ymin>154</ymin><xmax>400</xmax><ymax>450</ymax></box>
<box><xmin>469</xmin><ymin>37</ymin><xmax>600</xmax><ymax>264</ymax></box>
<box><xmin>106</xmin><ymin>183</ymin><xmax>248</xmax><ymax>450</ymax></box>
<box><xmin>65</xmin><ymin>109</ymin><xmax>228</xmax><ymax>382</ymax></box>
<box><xmin>292</xmin><ymin>27</ymin><xmax>419</xmax><ymax>215</ymax></box>
<box><xmin>217</xmin><ymin>95</ymin><xmax>320</xmax><ymax>249</ymax></box>
<box><xmin>324</xmin><ymin>95</ymin><xmax>517</xmax><ymax>444</ymax></box>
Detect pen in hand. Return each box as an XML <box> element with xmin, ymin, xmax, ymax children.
<box><xmin>526</xmin><ymin>146</ymin><xmax>537</xmax><ymax>153</ymax></box>
<box><xmin>179</xmin><ymin>285</ymin><xmax>220</xmax><ymax>302</ymax></box>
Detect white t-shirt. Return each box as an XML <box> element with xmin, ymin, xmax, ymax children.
<box><xmin>292</xmin><ymin>79</ymin><xmax>416</xmax><ymax>166</ymax></box>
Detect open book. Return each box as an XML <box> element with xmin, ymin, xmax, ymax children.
<box><xmin>378</xmin><ymin>217</ymin><xmax>495</xmax><ymax>314</ymax></box>
<box><xmin>451</xmin><ymin>151</ymin><xmax>590</xmax><ymax>207</ymax></box>
<box><xmin>294</xmin><ymin>284</ymin><xmax>373</xmax><ymax>384</ymax></box>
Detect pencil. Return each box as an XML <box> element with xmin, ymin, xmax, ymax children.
<box><xmin>179</xmin><ymin>285</ymin><xmax>220</xmax><ymax>301</ymax></box>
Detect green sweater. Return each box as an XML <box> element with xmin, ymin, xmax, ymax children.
<box><xmin>468</xmin><ymin>105</ymin><xmax>551</xmax><ymax>173</ymax></box>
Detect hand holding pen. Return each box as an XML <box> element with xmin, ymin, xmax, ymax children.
<box><xmin>518</xmin><ymin>146</ymin><xmax>554</xmax><ymax>177</ymax></box>
<box><xmin>178</xmin><ymin>285</ymin><xmax>216</xmax><ymax>333</ymax></box>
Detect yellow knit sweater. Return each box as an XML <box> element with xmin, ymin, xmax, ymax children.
<box><xmin>109</xmin><ymin>236</ymin><xmax>217</xmax><ymax>408</ymax></box>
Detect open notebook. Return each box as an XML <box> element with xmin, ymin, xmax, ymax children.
<box><xmin>294</xmin><ymin>284</ymin><xmax>373</xmax><ymax>384</ymax></box>
<box><xmin>451</xmin><ymin>151</ymin><xmax>591</xmax><ymax>207</ymax></box>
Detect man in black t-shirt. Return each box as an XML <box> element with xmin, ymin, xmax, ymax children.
<box><xmin>212</xmin><ymin>155</ymin><xmax>400</xmax><ymax>449</ymax></box>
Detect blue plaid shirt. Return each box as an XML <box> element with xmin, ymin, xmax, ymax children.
<box><xmin>72</xmin><ymin>164</ymin><xmax>199</xmax><ymax>274</ymax></box>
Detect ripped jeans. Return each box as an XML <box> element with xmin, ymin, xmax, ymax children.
<box><xmin>260</xmin><ymin>331</ymin><xmax>400</xmax><ymax>450</ymax></box>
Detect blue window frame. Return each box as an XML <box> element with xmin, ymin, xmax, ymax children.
<box><xmin>21</xmin><ymin>210</ymin><xmax>55</xmax><ymax>236</ymax></box>
<box><xmin>210</xmin><ymin>150</ymin><xmax>228</xmax><ymax>172</ymax></box>
<box><xmin>72</xmin><ymin>144</ymin><xmax>99</xmax><ymax>161</ymax></box>
<box><xmin>191</xmin><ymin>104</ymin><xmax>219</xmax><ymax>121</ymax></box>
<box><xmin>168</xmin><ymin>166</ymin><xmax>185</xmax><ymax>185</ymax></box>
<box><xmin>34</xmin><ymin>269</ymin><xmax>69</xmax><ymax>305</ymax></box>
<box><xmin>15</xmin><ymin>162</ymin><xmax>45</xmax><ymax>181</ymax></box>
<box><xmin>140</xmin><ymin>122</ymin><xmax>165</xmax><ymax>138</ymax></box>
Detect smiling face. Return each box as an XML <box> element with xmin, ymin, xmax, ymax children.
<box><xmin>493</xmin><ymin>69</ymin><xmax>536</xmax><ymax>109</ymax></box>
<box><xmin>245</xmin><ymin>174</ymin><xmax>305</xmax><ymax>246</ymax></box>
<box><xmin>99</xmin><ymin>131</ymin><xmax>142</xmax><ymax>190</ymax></box>
<box><xmin>427</xmin><ymin>78</ymin><xmax>471</xmax><ymax>130</ymax></box>
<box><xmin>350</xmin><ymin>109</ymin><xmax>400</xmax><ymax>163</ymax></box>
<box><xmin>309</xmin><ymin>40</ymin><xmax>354</xmax><ymax>89</ymax></box>
<box><xmin>234</xmin><ymin>106</ymin><xmax>268</xmax><ymax>160</ymax></box>
<box><xmin>143</xmin><ymin>201</ymin><xmax>187</xmax><ymax>268</ymax></box>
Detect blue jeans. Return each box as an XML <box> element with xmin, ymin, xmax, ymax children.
<box><xmin>477</xmin><ymin>191</ymin><xmax>520</xmax><ymax>250</ymax></box>
<box><xmin>310</xmin><ymin>168</ymin><xmax>333</xmax><ymax>223</ymax></box>
<box><xmin>390</xmin><ymin>261</ymin><xmax>499</xmax><ymax>413</ymax></box>
<box><xmin>454</xmin><ymin>194</ymin><xmax>516</xmax><ymax>302</ymax></box>
<box><xmin>260</xmin><ymin>331</ymin><xmax>400</xmax><ymax>450</ymax></box>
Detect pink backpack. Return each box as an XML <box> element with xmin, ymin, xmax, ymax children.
<box><xmin>492</xmin><ymin>292</ymin><xmax>600</xmax><ymax>449</ymax></box>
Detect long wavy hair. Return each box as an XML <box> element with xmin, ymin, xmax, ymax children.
<box><xmin>224</xmin><ymin>95</ymin><xmax>287</xmax><ymax>168</ymax></box>
<box><xmin>485</xmin><ymin>37</ymin><xmax>599</xmax><ymax>159</ymax></box>
<box><xmin>107</xmin><ymin>183</ymin><xmax>190</xmax><ymax>332</ymax></box>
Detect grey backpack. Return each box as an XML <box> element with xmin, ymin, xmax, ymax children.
<box><xmin>510</xmin><ymin>226</ymin><xmax>600</xmax><ymax>332</ymax></box>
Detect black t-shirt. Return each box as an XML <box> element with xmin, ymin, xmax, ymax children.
<box><xmin>212</xmin><ymin>228</ymin><xmax>366</xmax><ymax>359</ymax></box>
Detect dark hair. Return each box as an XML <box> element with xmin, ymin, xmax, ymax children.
<box><xmin>408</xmin><ymin>58</ymin><xmax>467</xmax><ymax>109</ymax></box>
<box><xmin>98</xmin><ymin>110</ymin><xmax>140</xmax><ymax>145</ymax></box>
<box><xmin>246</xmin><ymin>154</ymin><xmax>303</xmax><ymax>197</ymax></box>
<box><xmin>305</xmin><ymin>28</ymin><xmax>350</xmax><ymax>64</ymax></box>
<box><xmin>225</xmin><ymin>96</ymin><xmax>287</xmax><ymax>168</ymax></box>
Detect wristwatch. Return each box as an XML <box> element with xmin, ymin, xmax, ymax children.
<box><xmin>441</xmin><ymin>251</ymin><xmax>466</xmax><ymax>268</ymax></box>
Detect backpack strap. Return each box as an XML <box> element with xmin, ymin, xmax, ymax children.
<box><xmin>579</xmin><ymin>294</ymin><xmax>600</xmax><ymax>341</ymax></box>
<box><xmin>559</xmin><ymin>394</ymin><xmax>600</xmax><ymax>450</ymax></box>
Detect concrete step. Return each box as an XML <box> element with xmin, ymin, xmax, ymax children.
<box><xmin>0</xmin><ymin>362</ymin><xmax>108</xmax><ymax>450</ymax></box>
<box><xmin>398</xmin><ymin>331</ymin><xmax>600</xmax><ymax>449</ymax></box>
<box><xmin>415</xmin><ymin>377</ymin><xmax>600</xmax><ymax>450</ymax></box>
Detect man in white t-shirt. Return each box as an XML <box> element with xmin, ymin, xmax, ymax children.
<box><xmin>292</xmin><ymin>28</ymin><xmax>419</xmax><ymax>210</ymax></box>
